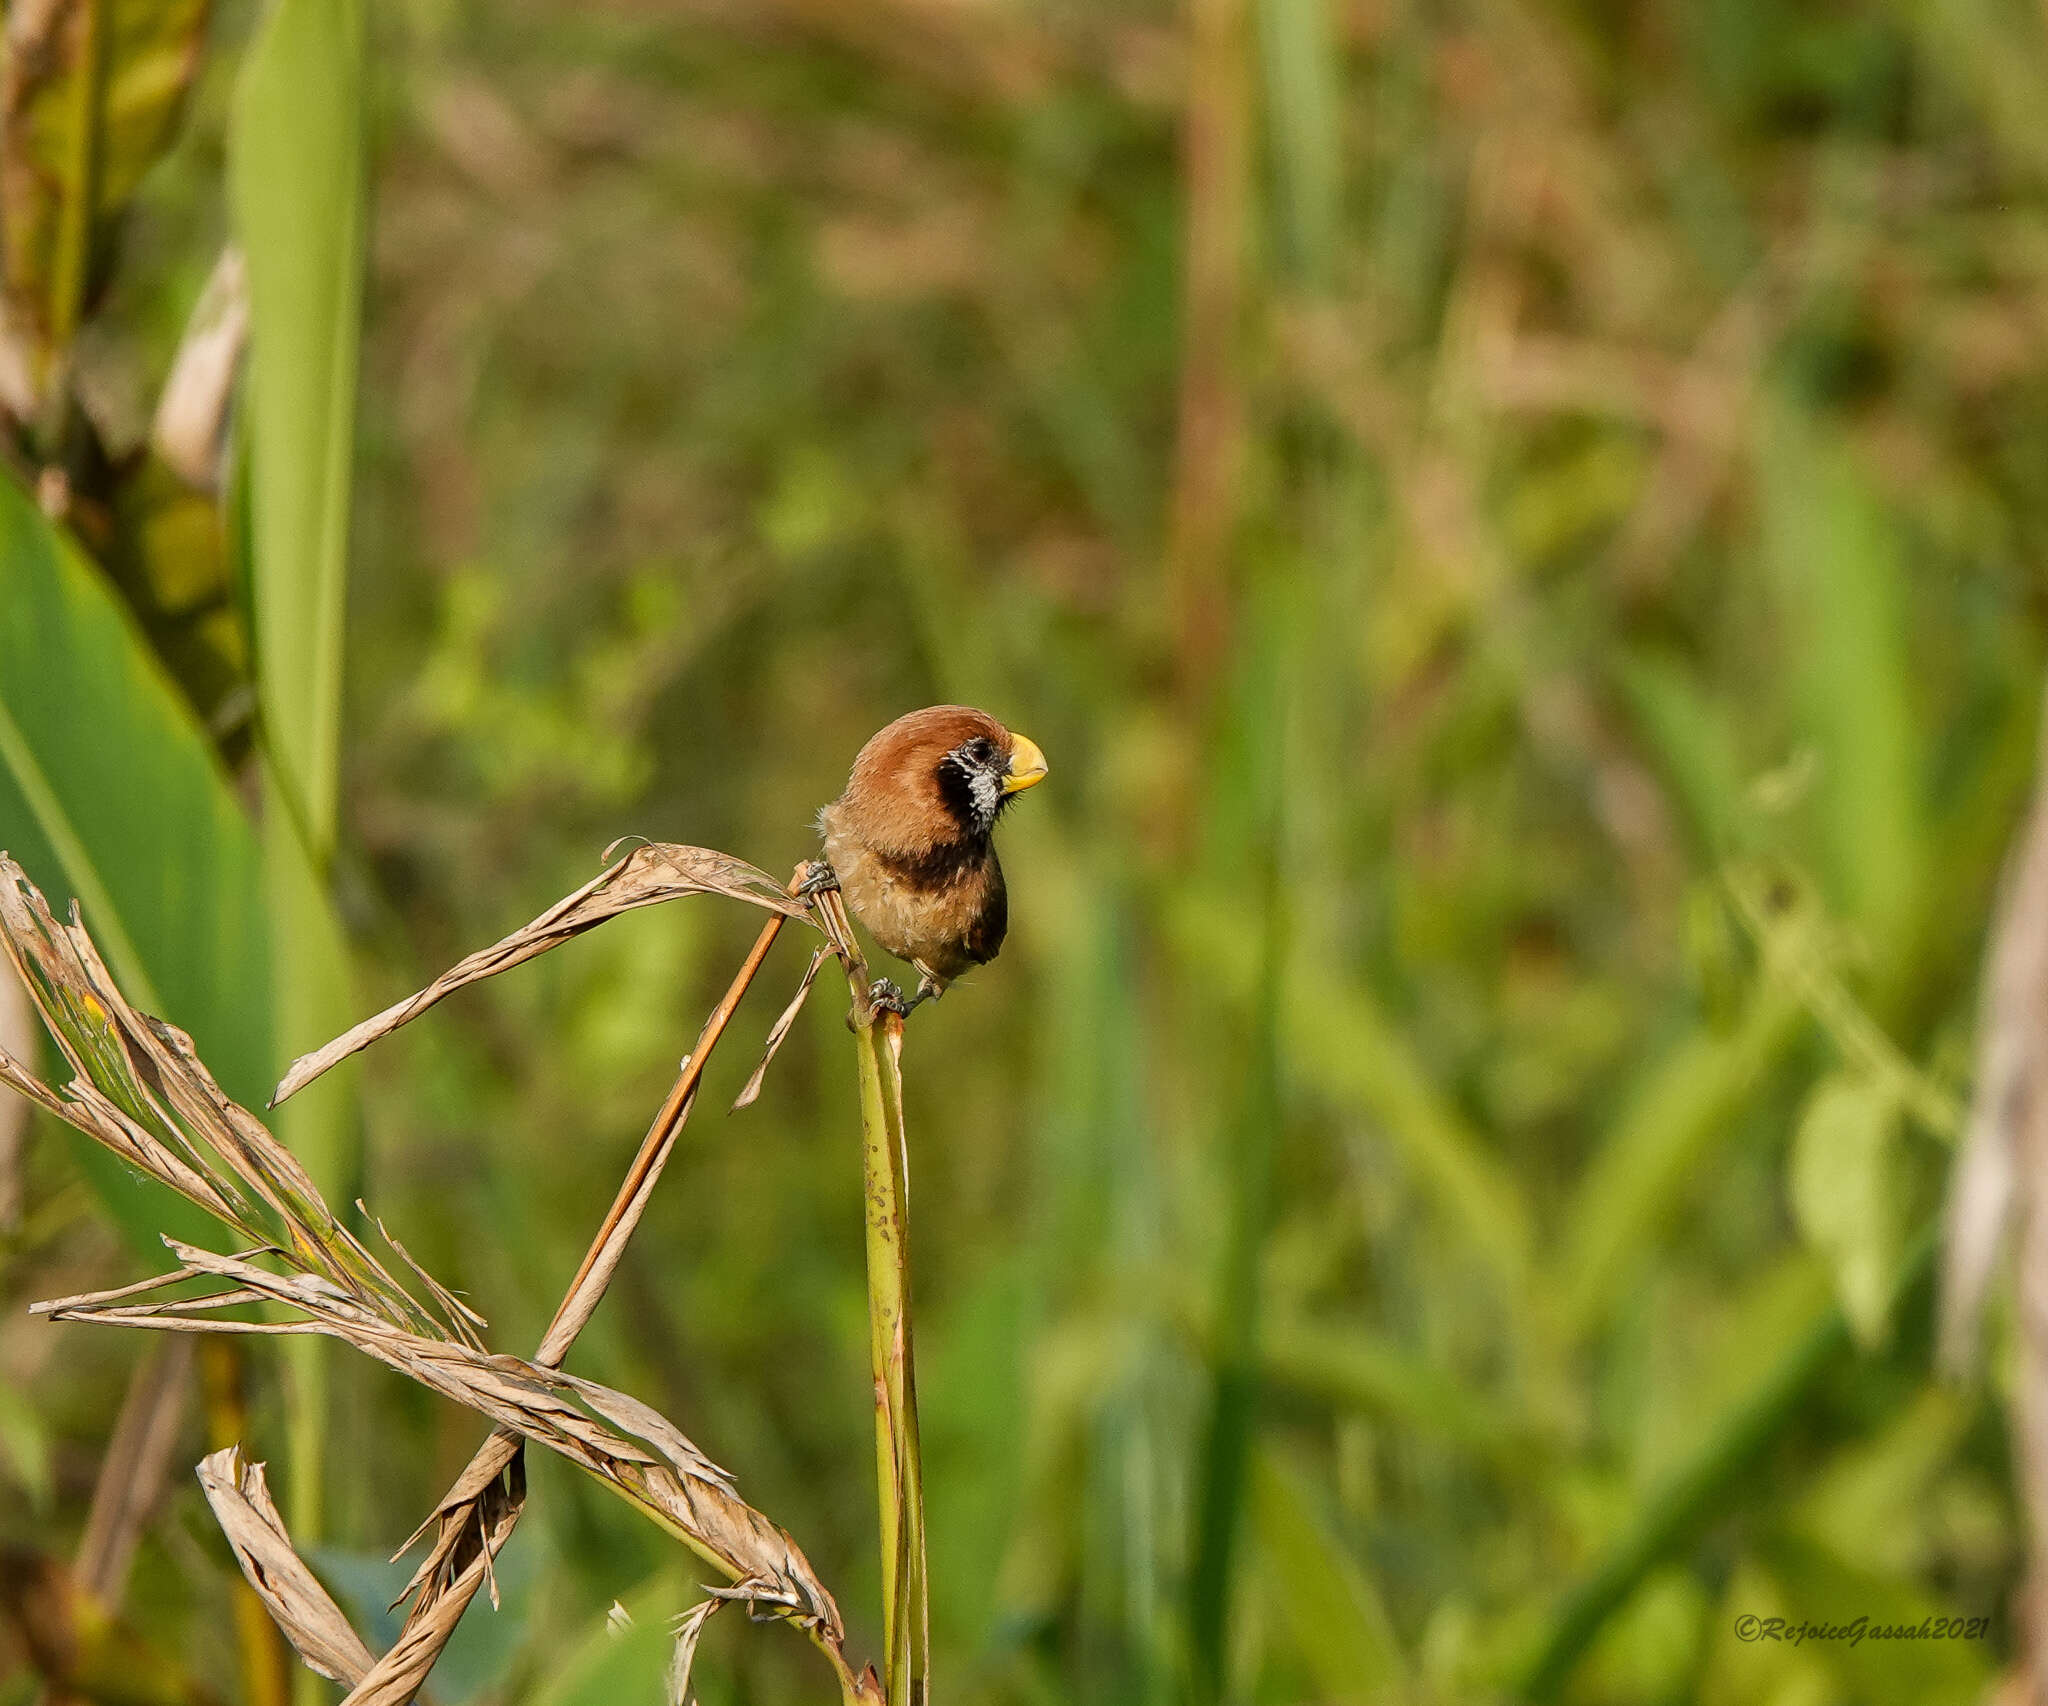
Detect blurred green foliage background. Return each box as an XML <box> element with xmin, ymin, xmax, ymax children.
<box><xmin>5</xmin><ymin>0</ymin><xmax>2048</xmax><ymax>1701</ymax></box>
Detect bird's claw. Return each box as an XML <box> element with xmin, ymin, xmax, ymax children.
<box><xmin>866</xmin><ymin>978</ymin><xmax>911</xmax><ymax>1018</ymax></box>
<box><xmin>797</xmin><ymin>860</ymin><xmax>839</xmax><ymax>898</ymax></box>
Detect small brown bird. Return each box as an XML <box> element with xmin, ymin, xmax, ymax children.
<box><xmin>810</xmin><ymin>705</ymin><xmax>1048</xmax><ymax>1013</ymax></box>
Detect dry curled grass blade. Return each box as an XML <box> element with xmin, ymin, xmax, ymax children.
<box><xmin>30</xmin><ymin>1145</ymin><xmax>855</xmax><ymax>1699</ymax></box>
<box><xmin>732</xmin><ymin>947</ymin><xmax>828</xmax><ymax>1112</ymax></box>
<box><xmin>272</xmin><ymin>842</ymin><xmax>814</xmax><ymax>1104</ymax></box>
<box><xmin>197</xmin><ymin>1448</ymin><xmax>378</xmax><ymax>1686</ymax></box>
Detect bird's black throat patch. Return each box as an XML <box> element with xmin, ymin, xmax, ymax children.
<box><xmin>876</xmin><ymin>835</ymin><xmax>992</xmax><ymax>893</ymax></box>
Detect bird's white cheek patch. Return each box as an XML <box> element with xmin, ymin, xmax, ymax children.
<box><xmin>969</xmin><ymin>768</ymin><xmax>1000</xmax><ymax>828</ymax></box>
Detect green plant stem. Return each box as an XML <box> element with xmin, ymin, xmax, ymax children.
<box><xmin>1516</xmin><ymin>1225</ymin><xmax>1938</xmax><ymax>1700</ymax></box>
<box><xmin>812</xmin><ymin>885</ymin><xmax>929</xmax><ymax>1706</ymax></box>
<box><xmin>852</xmin><ymin>1006</ymin><xmax>929</xmax><ymax>1705</ymax></box>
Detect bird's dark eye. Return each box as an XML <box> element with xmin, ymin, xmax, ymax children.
<box><xmin>963</xmin><ymin>737</ymin><xmax>996</xmax><ymax>767</ymax></box>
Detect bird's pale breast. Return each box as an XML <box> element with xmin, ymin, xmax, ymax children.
<box><xmin>821</xmin><ymin>803</ymin><xmax>1006</xmax><ymax>984</ymax></box>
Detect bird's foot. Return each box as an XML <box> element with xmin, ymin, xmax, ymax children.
<box><xmin>797</xmin><ymin>859</ymin><xmax>839</xmax><ymax>898</ymax></box>
<box><xmin>866</xmin><ymin>977</ymin><xmax>911</xmax><ymax>1018</ymax></box>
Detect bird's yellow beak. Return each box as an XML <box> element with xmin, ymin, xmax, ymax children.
<box><xmin>1003</xmin><ymin>734</ymin><xmax>1049</xmax><ymax>794</ymax></box>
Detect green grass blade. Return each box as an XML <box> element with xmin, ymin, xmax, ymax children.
<box><xmin>1259</xmin><ymin>1315</ymin><xmax>1540</xmax><ymax>1470</ymax></box>
<box><xmin>1256</xmin><ymin>0</ymin><xmax>1340</xmax><ymax>285</ymax></box>
<box><xmin>1186</xmin><ymin>885</ymin><xmax>1281</xmax><ymax>1702</ymax></box>
<box><xmin>1757</xmin><ymin>410</ymin><xmax>1923</xmax><ymax>959</ymax></box>
<box><xmin>1252</xmin><ymin>1448</ymin><xmax>1405</xmax><ymax>1700</ymax></box>
<box><xmin>229</xmin><ymin>0</ymin><xmax>368</xmax><ymax>1578</ymax></box>
<box><xmin>1558</xmin><ymin>983</ymin><xmax>1804</xmax><ymax>1337</ymax></box>
<box><xmin>1164</xmin><ymin>890</ymin><xmax>1534</xmax><ymax>1305</ymax></box>
<box><xmin>1188</xmin><ymin>698</ymin><xmax>1288</xmax><ymax>1703</ymax></box>
<box><xmin>527</xmin><ymin>1571</ymin><xmax>687</xmax><ymax>1706</ymax></box>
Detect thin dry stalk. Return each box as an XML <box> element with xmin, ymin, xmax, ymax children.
<box><xmin>74</xmin><ymin>1338</ymin><xmax>194</xmax><ymax>1603</ymax></box>
<box><xmin>0</xmin><ymin>955</ymin><xmax>30</xmax><ymax>1230</ymax></box>
<box><xmin>732</xmin><ymin>947</ymin><xmax>828</xmax><ymax>1112</ymax></box>
<box><xmin>1167</xmin><ymin>0</ymin><xmax>1250</xmax><ymax>707</ymax></box>
<box><xmin>1943</xmin><ymin>693</ymin><xmax>2048</xmax><ymax>1695</ymax></box>
<box><xmin>150</xmin><ymin>246</ymin><xmax>247</xmax><ymax>492</ymax></box>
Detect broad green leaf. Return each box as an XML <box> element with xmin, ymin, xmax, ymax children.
<box><xmin>1253</xmin><ymin>1449</ymin><xmax>1405</xmax><ymax>1701</ymax></box>
<box><xmin>0</xmin><ymin>469</ymin><xmax>269</xmax><ymax>1254</ymax></box>
<box><xmin>1788</xmin><ymin>1072</ymin><xmax>1903</xmax><ymax>1348</ymax></box>
<box><xmin>0</xmin><ymin>0</ymin><xmax>211</xmax><ymax>359</ymax></box>
<box><xmin>229</xmin><ymin>0</ymin><xmax>365</xmax><ymax>853</ymax></box>
<box><xmin>230</xmin><ymin>0</ymin><xmax>368</xmax><ymax>1560</ymax></box>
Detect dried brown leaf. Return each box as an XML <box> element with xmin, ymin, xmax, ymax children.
<box><xmin>3</xmin><ymin>854</ymin><xmax>873</xmax><ymax>1704</ymax></box>
<box><xmin>0</xmin><ymin>856</ymin><xmax>471</xmax><ymax>1343</ymax></box>
<box><xmin>273</xmin><ymin>843</ymin><xmax>812</xmax><ymax>1105</ymax></box>
<box><xmin>39</xmin><ymin>1240</ymin><xmax>849</xmax><ymax>1630</ymax></box>
<box><xmin>667</xmin><ymin>1596</ymin><xmax>723</xmax><ymax>1706</ymax></box>
<box><xmin>196</xmin><ymin>1448</ymin><xmax>378</xmax><ymax>1686</ymax></box>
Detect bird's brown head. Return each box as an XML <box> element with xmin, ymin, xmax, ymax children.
<box><xmin>833</xmin><ymin>705</ymin><xmax>1048</xmax><ymax>855</ymax></box>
